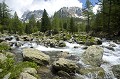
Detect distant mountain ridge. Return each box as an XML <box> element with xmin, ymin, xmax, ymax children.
<box><xmin>21</xmin><ymin>10</ymin><xmax>44</xmax><ymax>22</ymax></box>
<box><xmin>21</xmin><ymin>7</ymin><xmax>82</xmax><ymax>22</ymax></box>
<box><xmin>56</xmin><ymin>7</ymin><xmax>82</xmax><ymax>18</ymax></box>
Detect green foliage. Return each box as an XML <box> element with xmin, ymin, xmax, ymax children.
<box><xmin>83</xmin><ymin>0</ymin><xmax>94</xmax><ymax>33</ymax></box>
<box><xmin>0</xmin><ymin>57</ymin><xmax>37</xmax><ymax>79</ymax></box>
<box><xmin>69</xmin><ymin>17</ymin><xmax>75</xmax><ymax>33</ymax></box>
<box><xmin>41</xmin><ymin>9</ymin><xmax>51</xmax><ymax>32</ymax></box>
<box><xmin>0</xmin><ymin>42</ymin><xmax>10</xmax><ymax>52</ymax></box>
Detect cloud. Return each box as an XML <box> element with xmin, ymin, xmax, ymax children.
<box><xmin>1</xmin><ymin>0</ymin><xmax>82</xmax><ymax>18</ymax></box>
<box><xmin>93</xmin><ymin>5</ymin><xmax>100</xmax><ymax>14</ymax></box>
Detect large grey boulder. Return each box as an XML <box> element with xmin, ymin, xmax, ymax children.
<box><xmin>82</xmin><ymin>45</ymin><xmax>103</xmax><ymax>66</ymax></box>
<box><xmin>22</xmin><ymin>48</ymin><xmax>50</xmax><ymax>65</ymax></box>
<box><xmin>52</xmin><ymin>58</ymin><xmax>79</xmax><ymax>74</ymax></box>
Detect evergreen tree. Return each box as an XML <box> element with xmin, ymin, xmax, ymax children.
<box><xmin>52</xmin><ymin>12</ymin><xmax>60</xmax><ymax>32</ymax></box>
<box><xmin>36</xmin><ymin>21</ymin><xmax>41</xmax><ymax>31</ymax></box>
<box><xmin>0</xmin><ymin>1</ymin><xmax>11</xmax><ymax>32</ymax></box>
<box><xmin>69</xmin><ymin>17</ymin><xmax>75</xmax><ymax>33</ymax></box>
<box><xmin>25</xmin><ymin>15</ymin><xmax>37</xmax><ymax>34</ymax></box>
<box><xmin>41</xmin><ymin>9</ymin><xmax>51</xmax><ymax>32</ymax></box>
<box><xmin>83</xmin><ymin>0</ymin><xmax>94</xmax><ymax>33</ymax></box>
<box><xmin>10</xmin><ymin>12</ymin><xmax>23</xmax><ymax>34</ymax></box>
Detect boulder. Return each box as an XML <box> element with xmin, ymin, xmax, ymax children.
<box><xmin>112</xmin><ymin>65</ymin><xmax>120</xmax><ymax>79</ymax></box>
<box><xmin>22</xmin><ymin>48</ymin><xmax>50</xmax><ymax>65</ymax></box>
<box><xmin>52</xmin><ymin>58</ymin><xmax>79</xmax><ymax>74</ymax></box>
<box><xmin>57</xmin><ymin>51</ymin><xmax>69</xmax><ymax>58</ymax></box>
<box><xmin>20</xmin><ymin>35</ymin><xmax>33</xmax><ymax>41</ymax></box>
<box><xmin>58</xmin><ymin>41</ymin><xmax>66</xmax><ymax>47</ymax></box>
<box><xmin>94</xmin><ymin>37</ymin><xmax>102</xmax><ymax>45</ymax></box>
<box><xmin>22</xmin><ymin>68</ymin><xmax>37</xmax><ymax>76</ymax></box>
<box><xmin>18</xmin><ymin>72</ymin><xmax>37</xmax><ymax>79</ymax></box>
<box><xmin>79</xmin><ymin>67</ymin><xmax>105</xmax><ymax>79</ymax></box>
<box><xmin>82</xmin><ymin>45</ymin><xmax>103</xmax><ymax>66</ymax></box>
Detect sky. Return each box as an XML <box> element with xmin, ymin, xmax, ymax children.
<box><xmin>0</xmin><ymin>0</ymin><xmax>99</xmax><ymax>18</ymax></box>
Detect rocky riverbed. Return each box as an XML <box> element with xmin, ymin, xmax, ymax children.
<box><xmin>0</xmin><ymin>33</ymin><xmax>120</xmax><ymax>79</ymax></box>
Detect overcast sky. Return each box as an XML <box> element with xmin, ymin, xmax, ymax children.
<box><xmin>0</xmin><ymin>0</ymin><xmax>99</xmax><ymax>18</ymax></box>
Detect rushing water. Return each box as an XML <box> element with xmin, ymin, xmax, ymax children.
<box><xmin>6</xmin><ymin>36</ymin><xmax>120</xmax><ymax>79</ymax></box>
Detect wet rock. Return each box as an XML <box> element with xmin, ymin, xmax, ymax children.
<box><xmin>112</xmin><ymin>65</ymin><xmax>120</xmax><ymax>79</ymax></box>
<box><xmin>22</xmin><ymin>48</ymin><xmax>50</xmax><ymax>65</ymax></box>
<box><xmin>104</xmin><ymin>46</ymin><xmax>115</xmax><ymax>51</ymax></box>
<box><xmin>20</xmin><ymin>35</ymin><xmax>33</xmax><ymax>41</ymax></box>
<box><xmin>57</xmin><ymin>51</ymin><xmax>69</xmax><ymax>58</ymax></box>
<box><xmin>94</xmin><ymin>37</ymin><xmax>102</xmax><ymax>45</ymax></box>
<box><xmin>52</xmin><ymin>58</ymin><xmax>79</xmax><ymax>74</ymax></box>
<box><xmin>5</xmin><ymin>37</ymin><xmax>13</xmax><ymax>41</ymax></box>
<box><xmin>82</xmin><ymin>46</ymin><xmax>88</xmax><ymax>49</ymax></box>
<box><xmin>109</xmin><ymin>42</ymin><xmax>117</xmax><ymax>47</ymax></box>
<box><xmin>79</xmin><ymin>67</ymin><xmax>105</xmax><ymax>79</ymax></box>
<box><xmin>58</xmin><ymin>41</ymin><xmax>66</xmax><ymax>47</ymax></box>
<box><xmin>82</xmin><ymin>45</ymin><xmax>104</xmax><ymax>66</ymax></box>
<box><xmin>37</xmin><ymin>66</ymin><xmax>53</xmax><ymax>79</ymax></box>
<box><xmin>18</xmin><ymin>72</ymin><xmax>37</xmax><ymax>79</ymax></box>
<box><xmin>57</xmin><ymin>71</ymin><xmax>70</xmax><ymax>77</ymax></box>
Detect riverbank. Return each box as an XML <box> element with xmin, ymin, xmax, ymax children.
<box><xmin>0</xmin><ymin>32</ymin><xmax>120</xmax><ymax>79</ymax></box>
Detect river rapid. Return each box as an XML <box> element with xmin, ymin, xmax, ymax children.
<box><xmin>6</xmin><ymin>36</ymin><xmax>120</xmax><ymax>79</ymax></box>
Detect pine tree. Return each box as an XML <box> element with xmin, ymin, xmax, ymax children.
<box><xmin>0</xmin><ymin>1</ymin><xmax>11</xmax><ymax>32</ymax></box>
<box><xmin>69</xmin><ymin>17</ymin><xmax>75</xmax><ymax>33</ymax></box>
<box><xmin>83</xmin><ymin>0</ymin><xmax>94</xmax><ymax>33</ymax></box>
<box><xmin>41</xmin><ymin>9</ymin><xmax>51</xmax><ymax>32</ymax></box>
<box><xmin>52</xmin><ymin>12</ymin><xmax>60</xmax><ymax>32</ymax></box>
<box><xmin>11</xmin><ymin>12</ymin><xmax>23</xmax><ymax>34</ymax></box>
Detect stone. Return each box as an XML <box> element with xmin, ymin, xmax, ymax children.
<box><xmin>57</xmin><ymin>70</ymin><xmax>70</xmax><ymax>77</ymax></box>
<box><xmin>57</xmin><ymin>51</ymin><xmax>69</xmax><ymax>58</ymax></box>
<box><xmin>58</xmin><ymin>41</ymin><xmax>66</xmax><ymax>47</ymax></box>
<box><xmin>5</xmin><ymin>52</ymin><xmax>15</xmax><ymax>57</ymax></box>
<box><xmin>94</xmin><ymin>37</ymin><xmax>102</xmax><ymax>45</ymax></box>
<box><xmin>82</xmin><ymin>45</ymin><xmax>104</xmax><ymax>66</ymax></box>
<box><xmin>52</xmin><ymin>58</ymin><xmax>79</xmax><ymax>74</ymax></box>
<box><xmin>112</xmin><ymin>65</ymin><xmax>120</xmax><ymax>79</ymax></box>
<box><xmin>22</xmin><ymin>48</ymin><xmax>50</xmax><ymax>65</ymax></box>
<box><xmin>19</xmin><ymin>72</ymin><xmax>37</xmax><ymax>79</ymax></box>
<box><xmin>23</xmin><ymin>68</ymin><xmax>37</xmax><ymax>76</ymax></box>
<box><xmin>79</xmin><ymin>67</ymin><xmax>105</xmax><ymax>79</ymax></box>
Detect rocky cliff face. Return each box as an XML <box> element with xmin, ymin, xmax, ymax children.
<box><xmin>21</xmin><ymin>10</ymin><xmax>44</xmax><ymax>22</ymax></box>
<box><xmin>21</xmin><ymin>7</ymin><xmax>82</xmax><ymax>22</ymax></box>
<box><xmin>56</xmin><ymin>7</ymin><xmax>82</xmax><ymax>18</ymax></box>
